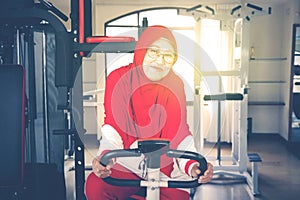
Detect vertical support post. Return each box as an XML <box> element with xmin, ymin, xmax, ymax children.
<box><xmin>194</xmin><ymin>21</ymin><xmax>202</xmax><ymax>152</ymax></box>
<box><xmin>146</xmin><ymin>153</ymin><xmax>162</xmax><ymax>200</ymax></box>
<box><xmin>238</xmin><ymin>18</ymin><xmax>250</xmax><ymax>173</ymax></box>
<box><xmin>42</xmin><ymin>29</ymin><xmax>50</xmax><ymax>164</ymax></box>
<box><xmin>27</xmin><ymin>28</ymin><xmax>37</xmax><ymax>163</ymax></box>
<box><xmin>74</xmin><ymin>130</ymin><xmax>86</xmax><ymax>200</ymax></box>
<box><xmin>217</xmin><ymin>100</ymin><xmax>221</xmax><ymax>165</ymax></box>
<box><xmin>146</xmin><ymin>168</ymin><xmax>160</xmax><ymax>200</ymax></box>
<box><xmin>16</xmin><ymin>28</ymin><xmax>21</xmax><ymax>64</ymax></box>
<box><xmin>72</xmin><ymin>56</ymin><xmax>86</xmax><ymax>200</ymax></box>
<box><xmin>252</xmin><ymin>162</ymin><xmax>259</xmax><ymax>194</ymax></box>
<box><xmin>71</xmin><ymin>0</ymin><xmax>86</xmax><ymax>199</ymax></box>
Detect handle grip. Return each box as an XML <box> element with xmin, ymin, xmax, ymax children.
<box><xmin>99</xmin><ymin>149</ymin><xmax>142</xmax><ymax>187</ymax></box>
<box><xmin>99</xmin><ymin>147</ymin><xmax>208</xmax><ymax>188</ymax></box>
<box><xmin>166</xmin><ymin>149</ymin><xmax>208</xmax><ymax>188</ymax></box>
<box><xmin>100</xmin><ymin>149</ymin><xmax>141</xmax><ymax>167</ymax></box>
<box><xmin>167</xmin><ymin>150</ymin><xmax>207</xmax><ymax>176</ymax></box>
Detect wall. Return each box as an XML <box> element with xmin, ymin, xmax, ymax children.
<box><xmin>248</xmin><ymin>0</ymin><xmax>300</xmax><ymax>140</ymax></box>
<box><xmin>281</xmin><ymin>0</ymin><xmax>300</xmax><ymax>140</ymax></box>
<box><xmin>248</xmin><ymin>5</ymin><xmax>285</xmax><ymax>135</ymax></box>
<box><xmin>85</xmin><ymin>0</ymin><xmax>300</xmax><ymax>140</ymax></box>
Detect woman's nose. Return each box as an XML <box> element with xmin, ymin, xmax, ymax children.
<box><xmin>156</xmin><ymin>54</ymin><xmax>165</xmax><ymax>64</ymax></box>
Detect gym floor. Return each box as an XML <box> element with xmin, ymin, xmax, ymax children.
<box><xmin>195</xmin><ymin>134</ymin><xmax>300</xmax><ymax>200</ymax></box>
<box><xmin>65</xmin><ymin>134</ymin><xmax>300</xmax><ymax>200</ymax></box>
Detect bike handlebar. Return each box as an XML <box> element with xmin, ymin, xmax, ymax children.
<box><xmin>166</xmin><ymin>150</ymin><xmax>207</xmax><ymax>176</ymax></box>
<box><xmin>99</xmin><ymin>146</ymin><xmax>208</xmax><ymax>188</ymax></box>
<box><xmin>99</xmin><ymin>149</ymin><xmax>141</xmax><ymax>167</ymax></box>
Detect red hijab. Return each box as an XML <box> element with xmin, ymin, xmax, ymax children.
<box><xmin>104</xmin><ymin>25</ymin><xmax>192</xmax><ymax>150</ymax></box>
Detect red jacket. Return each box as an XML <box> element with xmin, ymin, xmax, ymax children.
<box><xmin>99</xmin><ymin>25</ymin><xmax>197</xmax><ymax>178</ymax></box>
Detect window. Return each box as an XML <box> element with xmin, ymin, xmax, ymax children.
<box><xmin>103</xmin><ymin>7</ymin><xmax>236</xmax><ymax>143</ymax></box>
<box><xmin>105</xmin><ymin>8</ymin><xmax>197</xmax><ymax>101</ymax></box>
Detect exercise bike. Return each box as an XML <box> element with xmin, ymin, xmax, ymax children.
<box><xmin>100</xmin><ymin>139</ymin><xmax>208</xmax><ymax>200</ymax></box>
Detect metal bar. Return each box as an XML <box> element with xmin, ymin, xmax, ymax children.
<box><xmin>248</xmin><ymin>101</ymin><xmax>285</xmax><ymax>106</ymax></box>
<box><xmin>205</xmin><ymin>6</ymin><xmax>215</xmax><ymax>15</ymax></box>
<box><xmin>217</xmin><ymin>101</ymin><xmax>221</xmax><ymax>165</ymax></box>
<box><xmin>250</xmin><ymin>57</ymin><xmax>287</xmax><ymax>61</ymax></box>
<box><xmin>246</xmin><ymin>3</ymin><xmax>263</xmax><ymax>11</ymax></box>
<box><xmin>42</xmin><ymin>30</ymin><xmax>50</xmax><ymax>164</ymax></box>
<box><xmin>16</xmin><ymin>29</ymin><xmax>21</xmax><ymax>64</ymax></box>
<box><xmin>27</xmin><ymin>28</ymin><xmax>37</xmax><ymax>163</ymax></box>
<box><xmin>146</xmin><ymin>168</ymin><xmax>160</xmax><ymax>200</ymax></box>
<box><xmin>73</xmin><ymin>42</ymin><xmax>136</xmax><ymax>53</ymax></box>
<box><xmin>186</xmin><ymin>4</ymin><xmax>202</xmax><ymax>12</ymax></box>
<box><xmin>248</xmin><ymin>80</ymin><xmax>285</xmax><ymax>83</ymax></box>
<box><xmin>231</xmin><ymin>5</ymin><xmax>242</xmax><ymax>15</ymax></box>
<box><xmin>74</xmin><ymin>131</ymin><xmax>86</xmax><ymax>200</ymax></box>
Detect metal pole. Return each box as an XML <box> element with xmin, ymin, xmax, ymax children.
<box><xmin>146</xmin><ymin>168</ymin><xmax>160</xmax><ymax>200</ymax></box>
<box><xmin>16</xmin><ymin>28</ymin><xmax>20</xmax><ymax>64</ymax></box>
<box><xmin>217</xmin><ymin>100</ymin><xmax>221</xmax><ymax>165</ymax></box>
<box><xmin>42</xmin><ymin>29</ymin><xmax>50</xmax><ymax>163</ymax></box>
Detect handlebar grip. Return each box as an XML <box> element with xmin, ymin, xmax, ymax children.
<box><xmin>102</xmin><ymin>177</ymin><xmax>141</xmax><ymax>187</ymax></box>
<box><xmin>99</xmin><ymin>148</ymin><xmax>208</xmax><ymax>189</ymax></box>
<box><xmin>99</xmin><ymin>149</ymin><xmax>141</xmax><ymax>167</ymax></box>
<box><xmin>168</xmin><ymin>180</ymin><xmax>200</xmax><ymax>188</ymax></box>
<box><xmin>167</xmin><ymin>150</ymin><xmax>208</xmax><ymax>176</ymax></box>
<box><xmin>166</xmin><ymin>150</ymin><xmax>208</xmax><ymax>188</ymax></box>
<box><xmin>99</xmin><ymin>149</ymin><xmax>142</xmax><ymax>187</ymax></box>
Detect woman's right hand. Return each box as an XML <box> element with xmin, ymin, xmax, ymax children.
<box><xmin>92</xmin><ymin>155</ymin><xmax>112</xmax><ymax>178</ymax></box>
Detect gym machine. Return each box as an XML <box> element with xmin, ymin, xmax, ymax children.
<box><xmin>100</xmin><ymin>139</ymin><xmax>208</xmax><ymax>200</ymax></box>
<box><xmin>179</xmin><ymin>2</ymin><xmax>272</xmax><ymax>196</ymax></box>
<box><xmin>0</xmin><ymin>0</ymin><xmax>71</xmax><ymax>199</ymax></box>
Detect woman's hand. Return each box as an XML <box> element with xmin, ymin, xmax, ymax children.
<box><xmin>191</xmin><ymin>162</ymin><xmax>213</xmax><ymax>183</ymax></box>
<box><xmin>92</xmin><ymin>155</ymin><xmax>113</xmax><ymax>178</ymax></box>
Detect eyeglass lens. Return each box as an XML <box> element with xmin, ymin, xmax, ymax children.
<box><xmin>147</xmin><ymin>47</ymin><xmax>175</xmax><ymax>64</ymax></box>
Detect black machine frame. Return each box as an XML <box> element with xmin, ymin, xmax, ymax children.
<box><xmin>0</xmin><ymin>1</ymin><xmax>215</xmax><ymax>199</ymax></box>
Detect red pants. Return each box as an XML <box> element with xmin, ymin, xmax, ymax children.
<box><xmin>85</xmin><ymin>164</ymin><xmax>190</xmax><ymax>200</ymax></box>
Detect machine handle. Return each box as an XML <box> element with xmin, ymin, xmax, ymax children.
<box><xmin>40</xmin><ymin>0</ymin><xmax>69</xmax><ymax>22</ymax></box>
<box><xmin>100</xmin><ymin>149</ymin><xmax>141</xmax><ymax>167</ymax></box>
<box><xmin>166</xmin><ymin>149</ymin><xmax>208</xmax><ymax>188</ymax></box>
<box><xmin>99</xmin><ymin>149</ymin><xmax>142</xmax><ymax>187</ymax></box>
<box><xmin>167</xmin><ymin>150</ymin><xmax>207</xmax><ymax>176</ymax></box>
<box><xmin>99</xmin><ymin>147</ymin><xmax>208</xmax><ymax>188</ymax></box>
<box><xmin>204</xmin><ymin>93</ymin><xmax>243</xmax><ymax>101</ymax></box>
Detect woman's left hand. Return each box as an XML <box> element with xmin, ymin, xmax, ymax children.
<box><xmin>191</xmin><ymin>162</ymin><xmax>213</xmax><ymax>183</ymax></box>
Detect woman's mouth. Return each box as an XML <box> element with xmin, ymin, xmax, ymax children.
<box><xmin>149</xmin><ymin>65</ymin><xmax>164</xmax><ymax>72</ymax></box>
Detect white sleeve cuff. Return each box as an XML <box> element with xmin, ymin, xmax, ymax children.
<box><xmin>97</xmin><ymin>124</ymin><xmax>123</xmax><ymax>156</ymax></box>
<box><xmin>188</xmin><ymin>162</ymin><xmax>199</xmax><ymax>177</ymax></box>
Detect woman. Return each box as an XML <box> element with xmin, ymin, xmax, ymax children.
<box><xmin>85</xmin><ymin>25</ymin><xmax>213</xmax><ymax>200</ymax></box>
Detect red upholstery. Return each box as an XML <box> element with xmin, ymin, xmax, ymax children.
<box><xmin>86</xmin><ymin>36</ymin><xmax>136</xmax><ymax>43</ymax></box>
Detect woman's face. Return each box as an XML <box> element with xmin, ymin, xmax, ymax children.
<box><xmin>142</xmin><ymin>38</ymin><xmax>176</xmax><ymax>81</ymax></box>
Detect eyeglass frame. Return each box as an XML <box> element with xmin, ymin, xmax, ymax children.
<box><xmin>146</xmin><ymin>46</ymin><xmax>177</xmax><ymax>64</ymax></box>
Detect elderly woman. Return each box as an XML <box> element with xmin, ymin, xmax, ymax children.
<box><xmin>85</xmin><ymin>25</ymin><xmax>213</xmax><ymax>200</ymax></box>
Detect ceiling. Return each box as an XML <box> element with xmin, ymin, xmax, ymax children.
<box><xmin>93</xmin><ymin>0</ymin><xmax>288</xmax><ymax>6</ymax></box>
<box><xmin>49</xmin><ymin>0</ymin><xmax>289</xmax><ymax>13</ymax></box>
<box><xmin>49</xmin><ymin>0</ymin><xmax>289</xmax><ymax>9</ymax></box>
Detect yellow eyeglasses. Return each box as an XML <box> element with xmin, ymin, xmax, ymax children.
<box><xmin>146</xmin><ymin>47</ymin><xmax>176</xmax><ymax>64</ymax></box>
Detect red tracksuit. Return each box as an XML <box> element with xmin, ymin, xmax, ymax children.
<box><xmin>85</xmin><ymin>25</ymin><xmax>197</xmax><ymax>200</ymax></box>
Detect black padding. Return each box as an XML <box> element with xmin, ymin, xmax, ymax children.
<box><xmin>55</xmin><ymin>31</ymin><xmax>73</xmax><ymax>87</ymax></box>
<box><xmin>204</xmin><ymin>93</ymin><xmax>244</xmax><ymax>101</ymax></box>
<box><xmin>293</xmin><ymin>93</ymin><xmax>300</xmax><ymax>119</ymax></box>
<box><xmin>0</xmin><ymin>64</ymin><xmax>24</xmax><ymax>187</ymax></box>
<box><xmin>23</xmin><ymin>163</ymin><xmax>66</xmax><ymax>200</ymax></box>
<box><xmin>248</xmin><ymin>153</ymin><xmax>262</xmax><ymax>162</ymax></box>
<box><xmin>0</xmin><ymin>0</ymin><xmax>34</xmax><ymax>9</ymax></box>
<box><xmin>294</xmin><ymin>65</ymin><xmax>300</xmax><ymax>75</ymax></box>
<box><xmin>84</xmin><ymin>0</ymin><xmax>92</xmax><ymax>39</ymax></box>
